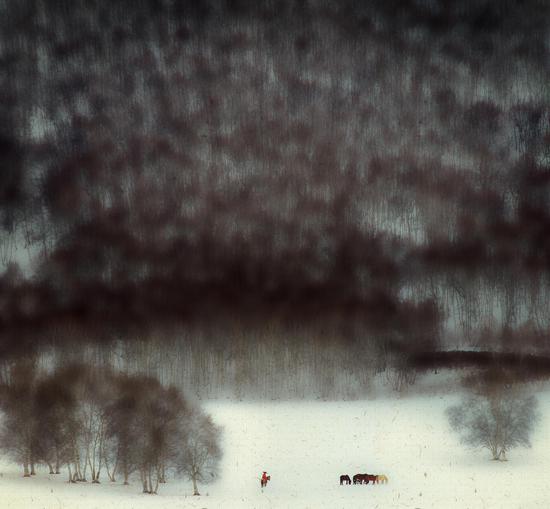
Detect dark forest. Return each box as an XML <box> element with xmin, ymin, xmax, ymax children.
<box><xmin>0</xmin><ymin>0</ymin><xmax>549</xmax><ymax>398</ymax></box>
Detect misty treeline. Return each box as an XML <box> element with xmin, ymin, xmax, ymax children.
<box><xmin>0</xmin><ymin>1</ymin><xmax>550</xmax><ymax>382</ymax></box>
<box><xmin>39</xmin><ymin>329</ymin><xmax>391</xmax><ymax>399</ymax></box>
<box><xmin>0</xmin><ymin>359</ymin><xmax>222</xmax><ymax>494</ymax></box>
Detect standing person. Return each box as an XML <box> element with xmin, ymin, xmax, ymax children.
<box><xmin>261</xmin><ymin>471</ymin><xmax>270</xmax><ymax>488</ymax></box>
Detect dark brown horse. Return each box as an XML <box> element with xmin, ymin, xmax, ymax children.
<box><xmin>354</xmin><ymin>473</ymin><xmax>378</xmax><ymax>484</ymax></box>
<box><xmin>353</xmin><ymin>473</ymin><xmax>367</xmax><ymax>484</ymax></box>
<box><xmin>340</xmin><ymin>474</ymin><xmax>351</xmax><ymax>485</ymax></box>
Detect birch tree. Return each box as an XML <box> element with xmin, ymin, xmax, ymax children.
<box><xmin>177</xmin><ymin>409</ymin><xmax>222</xmax><ymax>496</ymax></box>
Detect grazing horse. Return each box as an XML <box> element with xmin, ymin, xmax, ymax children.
<box><xmin>365</xmin><ymin>474</ymin><xmax>377</xmax><ymax>484</ymax></box>
<box><xmin>376</xmin><ymin>474</ymin><xmax>388</xmax><ymax>484</ymax></box>
<box><xmin>353</xmin><ymin>474</ymin><xmax>367</xmax><ymax>484</ymax></box>
<box><xmin>340</xmin><ymin>474</ymin><xmax>351</xmax><ymax>485</ymax></box>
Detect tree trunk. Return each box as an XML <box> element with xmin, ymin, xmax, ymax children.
<box><xmin>89</xmin><ymin>453</ymin><xmax>100</xmax><ymax>483</ymax></box>
<box><xmin>55</xmin><ymin>445</ymin><xmax>60</xmax><ymax>474</ymax></box>
<box><xmin>148</xmin><ymin>468</ymin><xmax>154</xmax><ymax>494</ymax></box>
<box><xmin>88</xmin><ymin>455</ymin><xmax>95</xmax><ymax>483</ymax></box>
<box><xmin>73</xmin><ymin>446</ymin><xmax>83</xmax><ymax>481</ymax></box>
<box><xmin>106</xmin><ymin>455</ymin><xmax>117</xmax><ymax>482</ymax></box>
<box><xmin>23</xmin><ymin>462</ymin><xmax>30</xmax><ymax>477</ymax></box>
<box><xmin>74</xmin><ymin>458</ymin><xmax>82</xmax><ymax>482</ymax></box>
<box><xmin>47</xmin><ymin>462</ymin><xmax>55</xmax><ymax>474</ymax></box>
<box><xmin>81</xmin><ymin>447</ymin><xmax>89</xmax><ymax>481</ymax></box>
<box><xmin>192</xmin><ymin>475</ymin><xmax>200</xmax><ymax>496</ymax></box>
<box><xmin>141</xmin><ymin>468</ymin><xmax>149</xmax><ymax>493</ymax></box>
<box><xmin>68</xmin><ymin>464</ymin><xmax>75</xmax><ymax>483</ymax></box>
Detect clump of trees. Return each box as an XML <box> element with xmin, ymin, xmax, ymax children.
<box><xmin>446</xmin><ymin>370</ymin><xmax>540</xmax><ymax>461</ymax></box>
<box><xmin>0</xmin><ymin>361</ymin><xmax>222</xmax><ymax>495</ymax></box>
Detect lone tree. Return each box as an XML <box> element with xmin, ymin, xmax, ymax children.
<box><xmin>446</xmin><ymin>370</ymin><xmax>539</xmax><ymax>461</ymax></box>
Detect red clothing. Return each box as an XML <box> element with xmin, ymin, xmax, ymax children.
<box><xmin>262</xmin><ymin>473</ymin><xmax>268</xmax><ymax>482</ymax></box>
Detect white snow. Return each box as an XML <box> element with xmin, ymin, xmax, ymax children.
<box><xmin>1</xmin><ymin>387</ymin><xmax>550</xmax><ymax>508</ymax></box>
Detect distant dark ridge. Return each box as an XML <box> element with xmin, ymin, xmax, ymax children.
<box><xmin>409</xmin><ymin>350</ymin><xmax>550</xmax><ymax>380</ymax></box>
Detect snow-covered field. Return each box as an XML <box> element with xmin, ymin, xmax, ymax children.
<box><xmin>1</xmin><ymin>387</ymin><xmax>550</xmax><ymax>508</ymax></box>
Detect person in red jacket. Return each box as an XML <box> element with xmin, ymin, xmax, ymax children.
<box><xmin>260</xmin><ymin>471</ymin><xmax>270</xmax><ymax>488</ymax></box>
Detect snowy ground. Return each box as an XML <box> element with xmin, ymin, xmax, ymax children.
<box><xmin>1</xmin><ymin>384</ymin><xmax>550</xmax><ymax>508</ymax></box>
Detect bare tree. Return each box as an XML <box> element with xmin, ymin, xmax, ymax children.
<box><xmin>446</xmin><ymin>375</ymin><xmax>539</xmax><ymax>461</ymax></box>
<box><xmin>33</xmin><ymin>373</ymin><xmax>75</xmax><ymax>475</ymax></box>
<box><xmin>104</xmin><ymin>377</ymin><xmax>142</xmax><ymax>485</ymax></box>
<box><xmin>106</xmin><ymin>375</ymin><xmax>188</xmax><ymax>494</ymax></box>
<box><xmin>52</xmin><ymin>365</ymin><xmax>114</xmax><ymax>483</ymax></box>
<box><xmin>0</xmin><ymin>360</ymin><xmax>41</xmax><ymax>476</ymax></box>
<box><xmin>177</xmin><ymin>409</ymin><xmax>222</xmax><ymax>496</ymax></box>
